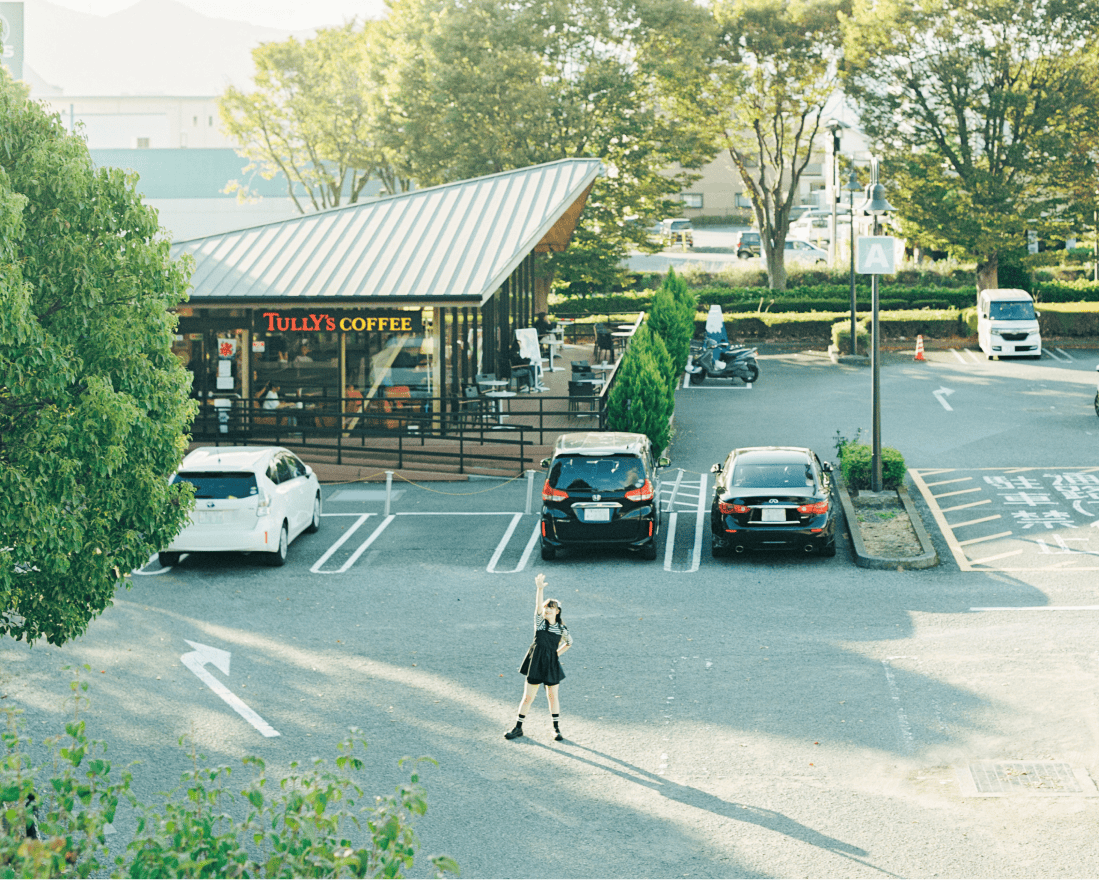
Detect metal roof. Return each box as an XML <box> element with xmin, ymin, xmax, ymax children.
<box><xmin>171</xmin><ymin>158</ymin><xmax>602</xmax><ymax>307</ymax></box>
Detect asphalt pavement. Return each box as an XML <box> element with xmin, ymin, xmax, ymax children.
<box><xmin>3</xmin><ymin>345</ymin><xmax>1099</xmax><ymax>878</ymax></box>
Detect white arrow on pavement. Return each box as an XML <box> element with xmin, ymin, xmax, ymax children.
<box><xmin>933</xmin><ymin>386</ymin><xmax>955</xmax><ymax>411</ymax></box>
<box><xmin>181</xmin><ymin>640</ymin><xmax>279</xmax><ymax>738</ymax></box>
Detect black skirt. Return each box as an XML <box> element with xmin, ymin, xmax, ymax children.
<box><xmin>519</xmin><ymin>626</ymin><xmax>565</xmax><ymax>685</ymax></box>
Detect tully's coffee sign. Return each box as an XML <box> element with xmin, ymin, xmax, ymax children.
<box><xmin>258</xmin><ymin>310</ymin><xmax>423</xmax><ymax>334</ymax></box>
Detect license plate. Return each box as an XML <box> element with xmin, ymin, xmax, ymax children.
<box><xmin>195</xmin><ymin>511</ymin><xmax>223</xmax><ymax>524</ymax></box>
<box><xmin>582</xmin><ymin>508</ymin><xmax>611</xmax><ymax>523</ymax></box>
<box><xmin>761</xmin><ymin>508</ymin><xmax>786</xmax><ymax>523</ymax></box>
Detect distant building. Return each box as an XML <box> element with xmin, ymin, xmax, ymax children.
<box><xmin>31</xmin><ymin>94</ymin><xmax>384</xmax><ymax>241</ymax></box>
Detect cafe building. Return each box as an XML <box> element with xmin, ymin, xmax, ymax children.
<box><xmin>169</xmin><ymin>158</ymin><xmax>602</xmax><ymax>428</ymax></box>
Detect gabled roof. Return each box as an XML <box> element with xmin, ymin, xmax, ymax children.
<box><xmin>171</xmin><ymin>158</ymin><xmax>602</xmax><ymax>307</ymax></box>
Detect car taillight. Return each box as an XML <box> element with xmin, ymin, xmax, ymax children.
<box><xmin>718</xmin><ymin>501</ymin><xmax>749</xmax><ymax>515</ymax></box>
<box><xmin>797</xmin><ymin>500</ymin><xmax>829</xmax><ymax>515</ymax></box>
<box><xmin>543</xmin><ymin>481</ymin><xmax>568</xmax><ymax>502</ymax></box>
<box><xmin>625</xmin><ymin>479</ymin><xmax>654</xmax><ymax>502</ymax></box>
<box><xmin>256</xmin><ymin>492</ymin><xmax>272</xmax><ymax>517</ymax></box>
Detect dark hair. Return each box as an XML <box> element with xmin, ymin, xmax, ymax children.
<box><xmin>545</xmin><ymin>598</ymin><xmax>563</xmax><ymax>627</ymax></box>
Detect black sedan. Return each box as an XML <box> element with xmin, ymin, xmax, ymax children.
<box><xmin>710</xmin><ymin>446</ymin><xmax>837</xmax><ymax>558</ymax></box>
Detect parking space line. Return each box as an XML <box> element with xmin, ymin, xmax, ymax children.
<box><xmin>487</xmin><ymin>513</ymin><xmax>524</xmax><ymax>573</ymax></box>
<box><xmin>950</xmin><ymin>349</ymin><xmax>967</xmax><ymax>364</ymax></box>
<box><xmin>310</xmin><ymin>514</ymin><xmax>371</xmax><ymax>573</ymax></box>
<box><xmin>1049</xmin><ymin>348</ymin><xmax>1074</xmax><ymax>362</ymax></box>
<box><xmin>662</xmin><ymin>471</ymin><xmax>707</xmax><ymax>573</ymax></box>
<box><xmin>949</xmin><ymin>514</ymin><xmax>1002</xmax><ymax>529</ymax></box>
<box><xmin>965</xmin><ymin>349</ymin><xmax>983</xmax><ymax>363</ymax></box>
<box><xmin>908</xmin><ymin>469</ymin><xmax>972</xmax><ymax>570</ymax></box>
<box><xmin>957</xmin><ymin>531</ymin><xmax>1013</xmax><ymax>546</ymax></box>
<box><xmin>968</xmin><ymin>549</ymin><xmax>1025</xmax><ymax>566</ymax></box>
<box><xmin>934</xmin><ymin>487</ymin><xmax>982</xmax><ymax>499</ymax></box>
<box><xmin>882</xmin><ymin>659</ymin><xmax>914</xmax><ymax>755</ymax></box>
<box><xmin>940</xmin><ymin>498</ymin><xmax>991</xmax><ymax>513</ymax></box>
<box><xmin>924</xmin><ymin>477</ymin><xmax>972</xmax><ymax>488</ymax></box>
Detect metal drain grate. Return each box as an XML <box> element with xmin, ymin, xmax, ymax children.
<box><xmin>957</xmin><ymin>762</ymin><xmax>1098</xmax><ymax>797</ymax></box>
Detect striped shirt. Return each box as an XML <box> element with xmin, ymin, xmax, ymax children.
<box><xmin>535</xmin><ymin>612</ymin><xmax>572</xmax><ymax>647</ymax></box>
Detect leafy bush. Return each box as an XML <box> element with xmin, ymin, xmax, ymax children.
<box><xmin>607</xmin><ymin>327</ymin><xmax>673</xmax><ymax>455</ymax></box>
<box><xmin>831</xmin><ymin>319</ymin><xmax>869</xmax><ymax>355</ymax></box>
<box><xmin>839</xmin><ymin>443</ymin><xmax>906</xmax><ymax>491</ymax></box>
<box><xmin>1037</xmin><ymin>302</ymin><xmax>1099</xmax><ymax>337</ymax></box>
<box><xmin>1032</xmin><ymin>280</ymin><xmax>1099</xmax><ymax>303</ymax></box>
<box><xmin>0</xmin><ymin>669</ymin><xmax>457</xmax><ymax>879</ymax></box>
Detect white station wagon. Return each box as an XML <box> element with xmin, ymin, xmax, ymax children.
<box><xmin>159</xmin><ymin>446</ymin><xmax>322</xmax><ymax>568</ymax></box>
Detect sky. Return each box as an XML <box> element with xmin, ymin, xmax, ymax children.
<box><xmin>45</xmin><ymin>0</ymin><xmax>388</xmax><ymax>31</ymax></box>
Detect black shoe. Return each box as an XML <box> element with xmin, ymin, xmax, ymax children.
<box><xmin>554</xmin><ymin>731</ymin><xmax>563</xmax><ymax>742</ymax></box>
<box><xmin>504</xmin><ymin>726</ymin><xmax>524</xmax><ymax>740</ymax></box>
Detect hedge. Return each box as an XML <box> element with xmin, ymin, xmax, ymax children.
<box><xmin>841</xmin><ymin>443</ymin><xmax>907</xmax><ymax>491</ymax></box>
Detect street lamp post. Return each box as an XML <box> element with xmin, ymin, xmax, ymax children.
<box><xmin>846</xmin><ymin>170</ymin><xmax>861</xmax><ymax>356</ymax></box>
<box><xmin>859</xmin><ymin>159</ymin><xmax>894</xmax><ymax>492</ymax></box>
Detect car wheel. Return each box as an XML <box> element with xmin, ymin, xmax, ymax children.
<box><xmin>306</xmin><ymin>493</ymin><xmax>322</xmax><ymax>533</ymax></box>
<box><xmin>745</xmin><ymin>363</ymin><xmax>759</xmax><ymax>383</ymax></box>
<box><xmin>689</xmin><ymin>370</ymin><xmax>705</xmax><ymax>385</ymax></box>
<box><xmin>540</xmin><ymin>541</ymin><xmax>556</xmax><ymax>561</ymax></box>
<box><xmin>711</xmin><ymin>543</ymin><xmax>726</xmax><ymax>559</ymax></box>
<box><xmin>819</xmin><ymin>536</ymin><xmax>836</xmax><ymax>558</ymax></box>
<box><xmin>1094</xmin><ymin>391</ymin><xmax>1099</xmax><ymax>418</ymax></box>
<box><xmin>158</xmin><ymin>551</ymin><xmax>180</xmax><ymax>567</ymax></box>
<box><xmin>641</xmin><ymin>540</ymin><xmax>658</xmax><ymax>561</ymax></box>
<box><xmin>738</xmin><ymin>250</ymin><xmax>752</xmax><ymax>260</ymax></box>
<box><xmin>266</xmin><ymin>522</ymin><xmax>289</xmax><ymax>567</ymax></box>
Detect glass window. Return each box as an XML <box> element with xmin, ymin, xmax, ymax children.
<box><xmin>989</xmin><ymin>301</ymin><xmax>1036</xmax><ymax>321</ymax></box>
<box><xmin>275</xmin><ymin>456</ymin><xmax>293</xmax><ymax>483</ymax></box>
<box><xmin>172</xmin><ymin>471</ymin><xmax>258</xmax><ymax>499</ymax></box>
<box><xmin>549</xmin><ymin>456</ymin><xmax>647</xmax><ymax>492</ymax></box>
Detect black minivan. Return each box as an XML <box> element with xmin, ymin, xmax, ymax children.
<box><xmin>540</xmin><ymin>432</ymin><xmax>668</xmax><ymax>561</ymax></box>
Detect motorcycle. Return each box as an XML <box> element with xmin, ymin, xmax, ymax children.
<box><xmin>686</xmin><ymin>337</ymin><xmax>759</xmax><ymax>385</ymax></box>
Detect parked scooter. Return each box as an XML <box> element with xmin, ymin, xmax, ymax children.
<box><xmin>686</xmin><ymin>303</ymin><xmax>759</xmax><ymax>385</ymax></box>
<box><xmin>687</xmin><ymin>338</ymin><xmax>759</xmax><ymax>385</ymax></box>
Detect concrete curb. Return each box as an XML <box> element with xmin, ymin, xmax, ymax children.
<box><xmin>837</xmin><ymin>473</ymin><xmax>939</xmax><ymax>570</ymax></box>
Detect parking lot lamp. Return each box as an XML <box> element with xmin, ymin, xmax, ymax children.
<box><xmin>859</xmin><ymin>161</ymin><xmax>894</xmax><ymax>492</ymax></box>
<box><xmin>846</xmin><ymin>170</ymin><xmax>861</xmax><ymax>356</ymax></box>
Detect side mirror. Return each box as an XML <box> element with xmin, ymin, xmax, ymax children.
<box><xmin>821</xmin><ymin>461</ymin><xmax>833</xmax><ymax>473</ymax></box>
<box><xmin>657</xmin><ymin>456</ymin><xmax>671</xmax><ymax>468</ymax></box>
<box><xmin>710</xmin><ymin>463</ymin><xmax>723</xmax><ymax>474</ymax></box>
<box><xmin>540</xmin><ymin>458</ymin><xmax>551</xmax><ymax>469</ymax></box>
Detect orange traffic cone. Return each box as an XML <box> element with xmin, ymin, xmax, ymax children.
<box><xmin>914</xmin><ymin>335</ymin><xmax>926</xmax><ymax>361</ymax></box>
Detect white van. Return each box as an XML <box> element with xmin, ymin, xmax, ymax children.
<box><xmin>977</xmin><ymin>288</ymin><xmax>1042</xmax><ymax>359</ymax></box>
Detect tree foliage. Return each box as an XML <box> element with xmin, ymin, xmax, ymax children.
<box><xmin>607</xmin><ymin>325</ymin><xmax>674</xmax><ymax>454</ymax></box>
<box><xmin>842</xmin><ymin>0</ymin><xmax>1099</xmax><ymax>290</ymax></box>
<box><xmin>0</xmin><ymin>671</ymin><xmax>458</xmax><ymax>878</ymax></box>
<box><xmin>645</xmin><ymin>268</ymin><xmax>696</xmax><ymax>377</ymax></box>
<box><xmin>219</xmin><ymin>22</ymin><xmax>410</xmax><ymax>213</ymax></box>
<box><xmin>0</xmin><ymin>72</ymin><xmax>196</xmax><ymax>646</ymax></box>
<box><xmin>374</xmin><ymin>0</ymin><xmax>708</xmax><ymax>292</ymax></box>
<box><xmin>649</xmin><ymin>0</ymin><xmax>849</xmax><ymax>290</ymax></box>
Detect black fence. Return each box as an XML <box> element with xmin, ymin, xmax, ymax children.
<box><xmin>190</xmin><ymin>392</ymin><xmax>608</xmax><ymax>475</ymax></box>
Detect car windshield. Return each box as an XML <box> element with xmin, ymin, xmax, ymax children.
<box><xmin>549</xmin><ymin>456</ymin><xmax>646</xmax><ymax>492</ymax></box>
<box><xmin>989</xmin><ymin>301</ymin><xmax>1036</xmax><ymax>321</ymax></box>
<box><xmin>172</xmin><ymin>471</ymin><xmax>258</xmax><ymax>499</ymax></box>
<box><xmin>670</xmin><ymin>220</ymin><xmax>691</xmax><ymax>230</ymax></box>
<box><xmin>730</xmin><ymin>462</ymin><xmax>813</xmax><ymax>489</ymax></box>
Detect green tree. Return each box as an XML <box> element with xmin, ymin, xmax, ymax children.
<box><xmin>0</xmin><ymin>73</ymin><xmax>195</xmax><ymax>645</ymax></box>
<box><xmin>645</xmin><ymin>268</ymin><xmax>695</xmax><ymax>378</ymax></box>
<box><xmin>219</xmin><ymin>22</ymin><xmax>410</xmax><ymax>213</ymax></box>
<box><xmin>842</xmin><ymin>0</ymin><xmax>1099</xmax><ymax>290</ymax></box>
<box><xmin>607</xmin><ymin>326</ymin><xmax>674</xmax><ymax>454</ymax></box>
<box><xmin>650</xmin><ymin>0</ymin><xmax>849</xmax><ymax>290</ymax></box>
<box><xmin>375</xmin><ymin>0</ymin><xmax>707</xmax><ymax>292</ymax></box>
<box><xmin>1</xmin><ymin>671</ymin><xmax>458</xmax><ymax>878</ymax></box>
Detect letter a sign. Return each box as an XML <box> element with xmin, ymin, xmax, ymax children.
<box><xmin>856</xmin><ymin>236</ymin><xmax>897</xmax><ymax>275</ymax></box>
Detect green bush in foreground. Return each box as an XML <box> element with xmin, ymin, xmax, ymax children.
<box><xmin>0</xmin><ymin>669</ymin><xmax>457</xmax><ymax>879</ymax></box>
<box><xmin>839</xmin><ymin>444</ymin><xmax>907</xmax><ymax>491</ymax></box>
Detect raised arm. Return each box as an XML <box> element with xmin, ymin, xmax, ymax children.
<box><xmin>535</xmin><ymin>573</ymin><xmax>546</xmax><ymax>620</ymax></box>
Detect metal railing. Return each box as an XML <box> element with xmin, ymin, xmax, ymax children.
<box><xmin>189</xmin><ymin>392</ymin><xmax>608</xmax><ymax>474</ymax></box>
